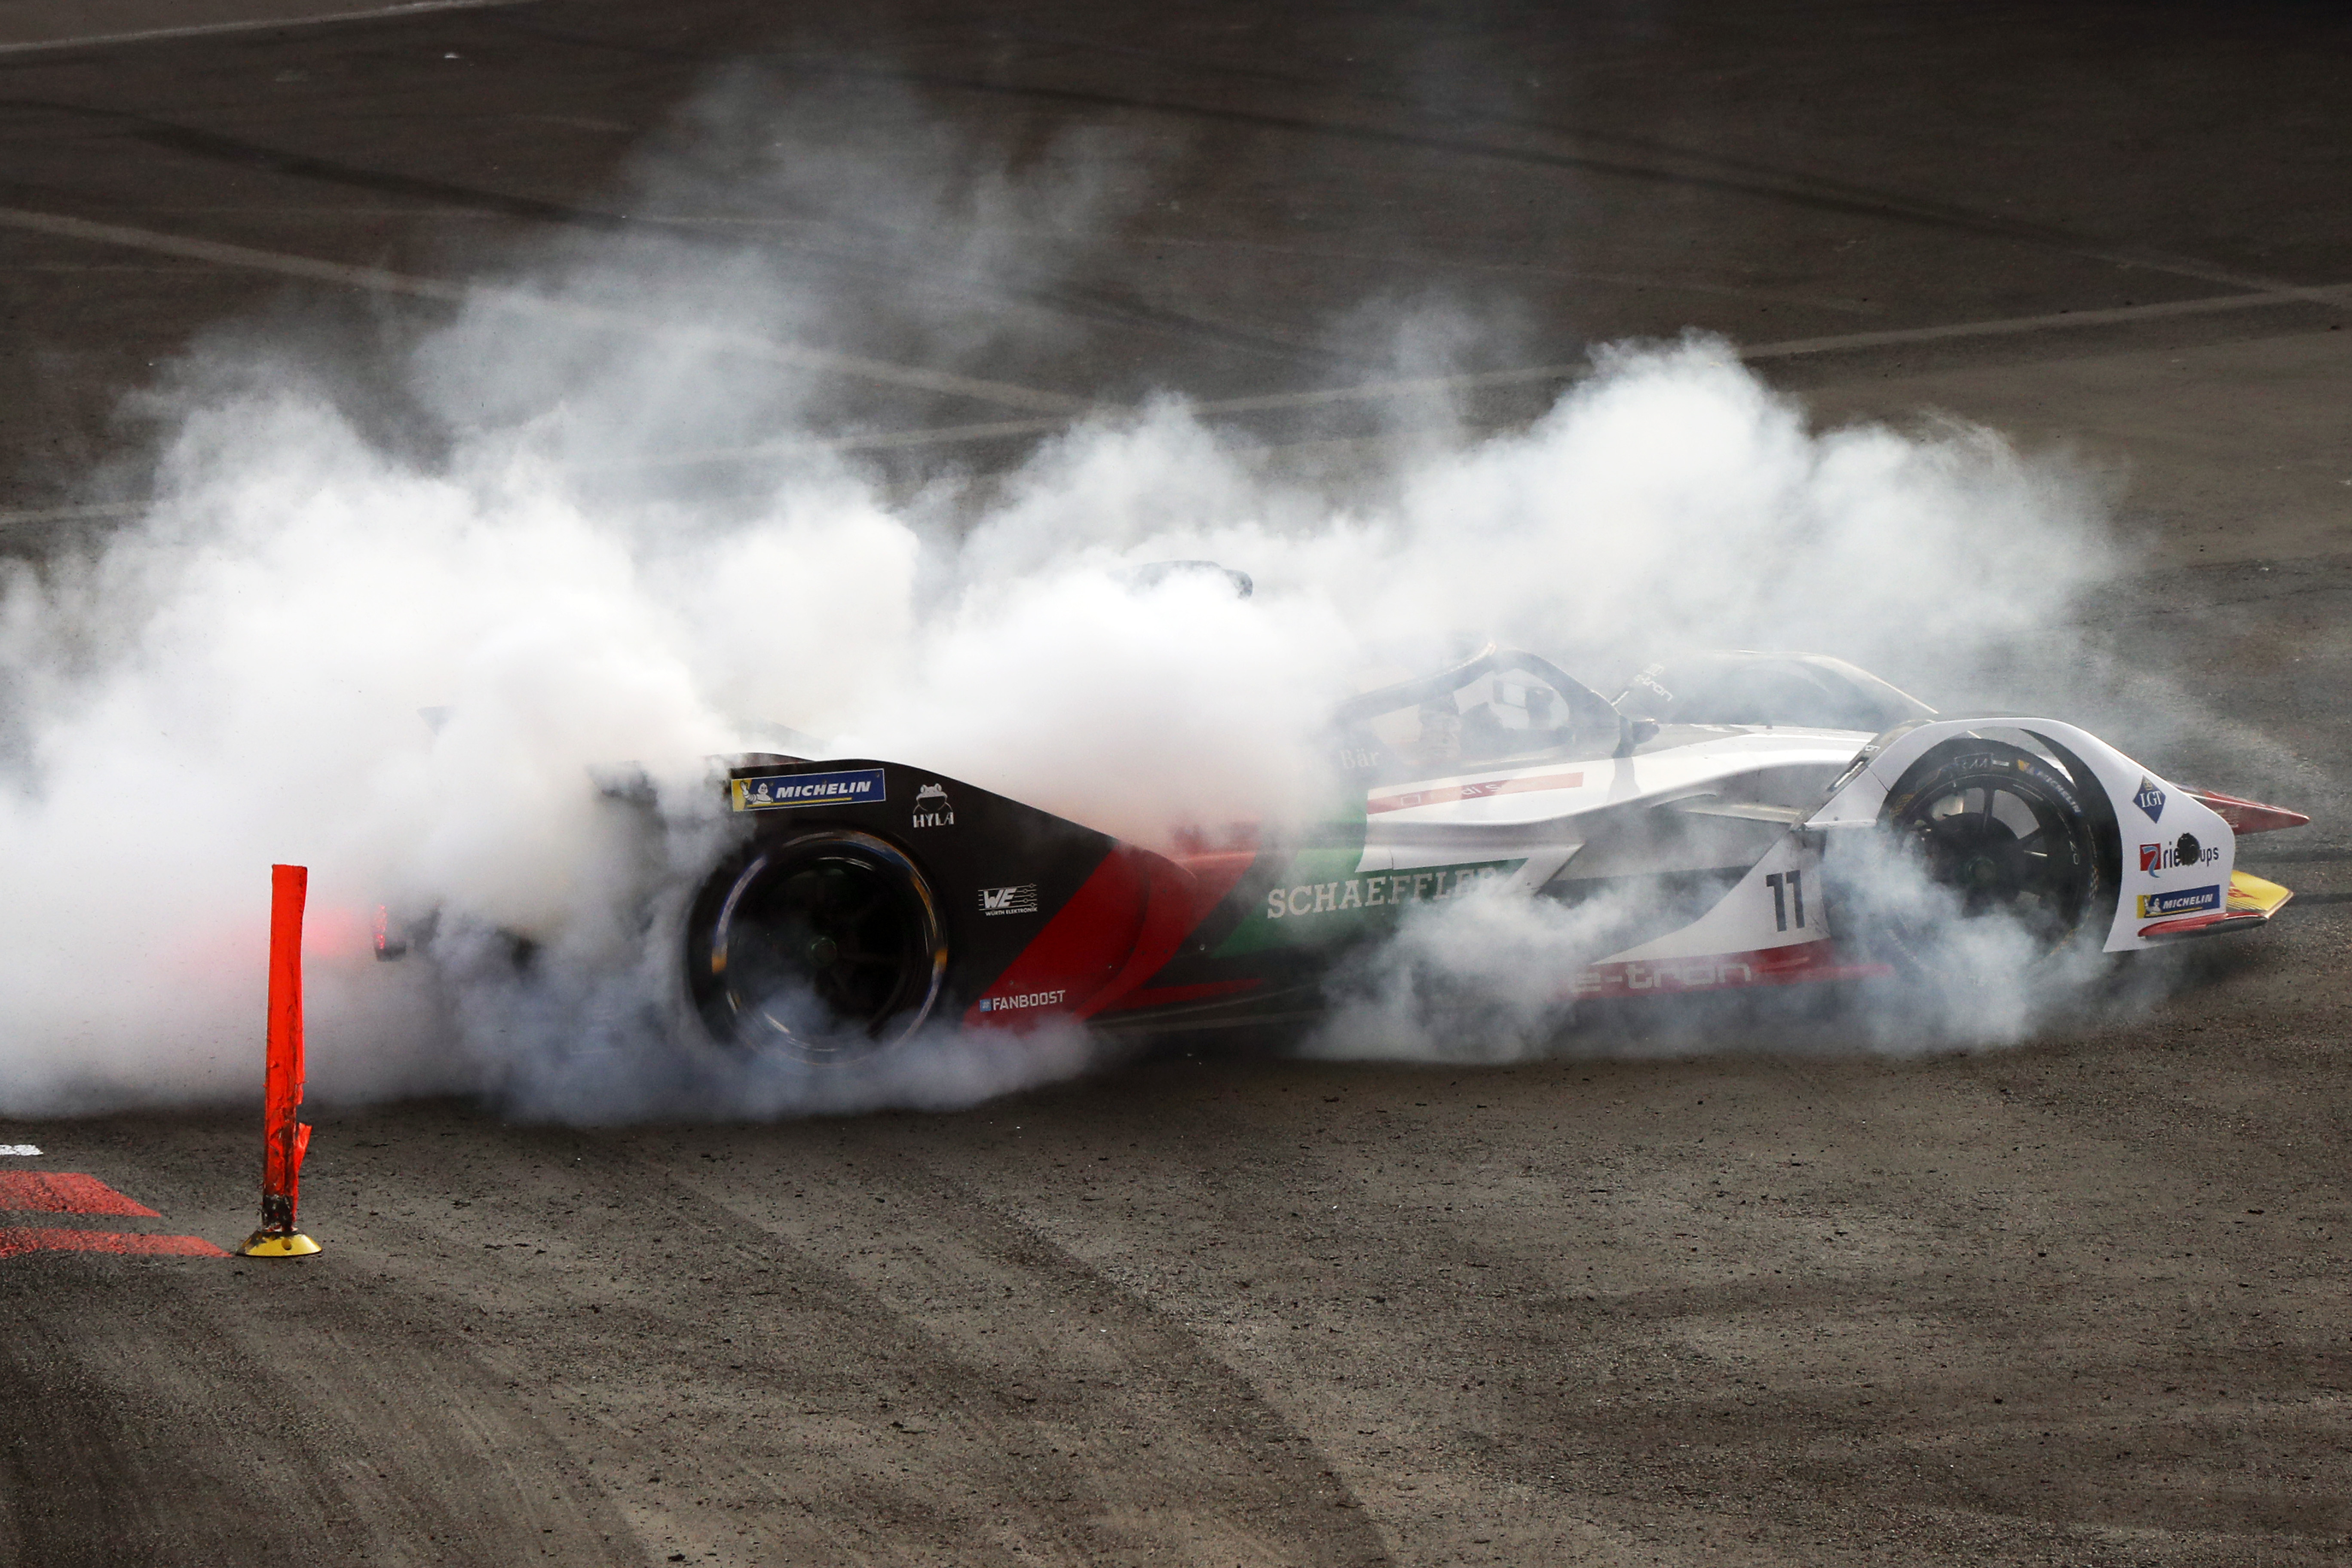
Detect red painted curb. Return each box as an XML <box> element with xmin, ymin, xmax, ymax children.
<box><xmin>0</xmin><ymin>1227</ymin><xmax>228</xmax><ymax>1259</ymax></box>
<box><xmin>0</xmin><ymin>1171</ymin><xmax>162</xmax><ymax>1217</ymax></box>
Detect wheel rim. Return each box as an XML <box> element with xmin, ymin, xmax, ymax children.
<box><xmin>707</xmin><ymin>834</ymin><xmax>945</xmax><ymax>1062</ymax></box>
<box><xmin>1896</xmin><ymin>776</ymin><xmax>2091</xmax><ymax>945</ymax></box>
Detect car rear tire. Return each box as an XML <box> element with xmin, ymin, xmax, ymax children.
<box><xmin>1868</xmin><ymin>740</ymin><xmax>2105</xmax><ymax>966</ymax></box>
<box><xmin>685</xmin><ymin>829</ymin><xmax>949</xmax><ymax>1064</ymax></box>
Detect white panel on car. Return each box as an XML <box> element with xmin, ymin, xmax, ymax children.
<box><xmin>1594</xmin><ymin>833</ymin><xmax>1824</xmax><ymax>963</ymax></box>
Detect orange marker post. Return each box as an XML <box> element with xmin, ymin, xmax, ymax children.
<box><xmin>238</xmin><ymin>864</ymin><xmax>320</xmax><ymax>1258</ymax></box>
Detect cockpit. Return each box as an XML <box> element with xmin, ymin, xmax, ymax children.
<box><xmin>1332</xmin><ymin>644</ymin><xmax>1933</xmax><ymax>787</ymax></box>
<box><xmin>1334</xmin><ymin>646</ymin><xmax>1634</xmax><ymax>785</ymax></box>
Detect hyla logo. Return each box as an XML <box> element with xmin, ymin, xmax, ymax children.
<box><xmin>912</xmin><ymin>781</ymin><xmax>955</xmax><ymax>829</ymax></box>
<box><xmin>2132</xmin><ymin>776</ymin><xmax>2166</xmax><ymax>822</ymax></box>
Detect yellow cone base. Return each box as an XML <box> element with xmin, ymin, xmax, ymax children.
<box><xmin>237</xmin><ymin>1231</ymin><xmax>321</xmax><ymax>1257</ymax></box>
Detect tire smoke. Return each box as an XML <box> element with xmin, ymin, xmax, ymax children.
<box><xmin>0</xmin><ymin>96</ymin><xmax>2127</xmax><ymax>1119</ymax></box>
<box><xmin>1302</xmin><ymin>815</ymin><xmax>2124</xmax><ymax>1072</ymax></box>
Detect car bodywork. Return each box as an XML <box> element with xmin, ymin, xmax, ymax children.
<box><xmin>667</xmin><ymin>648</ymin><xmax>2306</xmax><ymax>1054</ymax></box>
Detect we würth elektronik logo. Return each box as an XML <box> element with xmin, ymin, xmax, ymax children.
<box><xmin>978</xmin><ymin>885</ymin><xmax>1038</xmax><ymax>916</ymax></box>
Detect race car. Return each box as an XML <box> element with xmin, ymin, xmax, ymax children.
<box><xmin>665</xmin><ymin>642</ymin><xmax>2308</xmax><ymax>1063</ymax></box>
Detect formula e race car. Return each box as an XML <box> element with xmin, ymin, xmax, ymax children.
<box><xmin>653</xmin><ymin>643</ymin><xmax>2307</xmax><ymax>1063</ymax></box>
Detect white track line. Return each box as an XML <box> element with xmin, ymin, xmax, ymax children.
<box><xmin>0</xmin><ymin>206</ymin><xmax>1085</xmax><ymax>414</ymax></box>
<box><xmin>582</xmin><ymin>277</ymin><xmax>2352</xmax><ymax>466</ymax></box>
<box><xmin>1</xmin><ymin>220</ymin><xmax>2344</xmax><ymax>525</ymax></box>
<box><xmin>1184</xmin><ymin>282</ymin><xmax>2352</xmax><ymax>415</ymax></box>
<box><xmin>0</xmin><ymin>502</ymin><xmax>143</xmax><ymax>527</ymax></box>
<box><xmin>0</xmin><ymin>1146</ymin><xmax>40</xmax><ymax>1156</ymax></box>
<box><xmin>0</xmin><ymin>0</ymin><xmax>525</xmax><ymax>58</ymax></box>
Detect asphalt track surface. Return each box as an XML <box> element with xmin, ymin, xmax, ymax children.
<box><xmin>3</xmin><ymin>3</ymin><xmax>2350</xmax><ymax>1564</ymax></box>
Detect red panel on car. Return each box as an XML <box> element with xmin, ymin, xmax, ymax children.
<box><xmin>964</xmin><ymin>849</ymin><xmax>1150</xmax><ymax>1026</ymax></box>
<box><xmin>1080</xmin><ymin>850</ymin><xmax>1227</xmax><ymax>1019</ymax></box>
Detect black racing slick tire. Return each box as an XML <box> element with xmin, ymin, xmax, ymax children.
<box><xmin>1868</xmin><ymin>740</ymin><xmax>2107</xmax><ymax>967</ymax></box>
<box><xmin>684</xmin><ymin>829</ymin><xmax>949</xmax><ymax>1065</ymax></box>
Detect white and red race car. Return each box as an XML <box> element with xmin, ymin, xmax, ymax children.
<box><xmin>645</xmin><ymin>643</ymin><xmax>2306</xmax><ymax>1060</ymax></box>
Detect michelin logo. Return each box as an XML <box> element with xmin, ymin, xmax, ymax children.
<box><xmin>732</xmin><ymin>768</ymin><xmax>885</xmax><ymax>812</ymax></box>
<box><xmin>978</xmin><ymin>989</ymin><xmax>1066</xmax><ymax>1014</ymax></box>
<box><xmin>2137</xmin><ymin>884</ymin><xmax>2220</xmax><ymax>919</ymax></box>
<box><xmin>979</xmin><ymin>884</ymin><xmax>1039</xmax><ymax>916</ymax></box>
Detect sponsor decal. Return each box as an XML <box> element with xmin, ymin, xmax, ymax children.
<box><xmin>979</xmin><ymin>884</ymin><xmax>1039</xmax><ymax>916</ymax></box>
<box><xmin>977</xmin><ymin>989</ymin><xmax>1066</xmax><ymax>1014</ymax></box>
<box><xmin>912</xmin><ymin>781</ymin><xmax>956</xmax><ymax>829</ymax></box>
<box><xmin>2137</xmin><ymin>884</ymin><xmax>2220</xmax><ymax>919</ymax></box>
<box><xmin>2138</xmin><ymin>839</ymin><xmax>2221</xmax><ymax>876</ymax></box>
<box><xmin>2133</xmin><ymin>776</ymin><xmax>2166</xmax><ymax>822</ymax></box>
<box><xmin>1216</xmin><ymin>853</ymin><xmax>1523</xmax><ymax>957</ymax></box>
<box><xmin>731</xmin><ymin>768</ymin><xmax>885</xmax><ymax>812</ymax></box>
<box><xmin>1570</xmin><ymin>940</ymin><xmax>1889</xmax><ymax>999</ymax></box>
<box><xmin>1264</xmin><ymin>864</ymin><xmax>1505</xmax><ymax>919</ymax></box>
<box><xmin>1367</xmin><ymin>770</ymin><xmax>1584</xmax><ymax>816</ymax></box>
<box><xmin>1573</xmin><ymin>955</ymin><xmax>1756</xmax><ymax>997</ymax></box>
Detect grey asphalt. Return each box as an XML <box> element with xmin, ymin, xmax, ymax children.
<box><xmin>1</xmin><ymin>3</ymin><xmax>2347</xmax><ymax>1565</ymax></box>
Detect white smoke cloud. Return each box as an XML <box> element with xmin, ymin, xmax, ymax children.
<box><xmin>1300</xmin><ymin>812</ymin><xmax>2124</xmax><ymax>1072</ymax></box>
<box><xmin>0</xmin><ymin>89</ymin><xmax>2131</xmax><ymax>1120</ymax></box>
